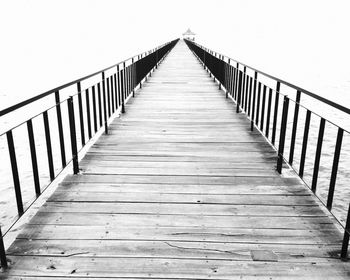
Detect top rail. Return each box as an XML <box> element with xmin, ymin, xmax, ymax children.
<box><xmin>193</xmin><ymin>41</ymin><xmax>350</xmax><ymax>115</ymax></box>
<box><xmin>0</xmin><ymin>41</ymin><xmax>170</xmax><ymax>117</ymax></box>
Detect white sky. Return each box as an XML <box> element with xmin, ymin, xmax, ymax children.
<box><xmin>0</xmin><ymin>0</ymin><xmax>350</xmax><ymax>108</ymax></box>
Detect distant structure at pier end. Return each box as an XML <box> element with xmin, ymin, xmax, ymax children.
<box><xmin>182</xmin><ymin>28</ymin><xmax>196</xmax><ymax>41</ymax></box>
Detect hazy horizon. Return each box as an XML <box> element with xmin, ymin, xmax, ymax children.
<box><xmin>1</xmin><ymin>0</ymin><xmax>350</xmax><ymax>109</ymax></box>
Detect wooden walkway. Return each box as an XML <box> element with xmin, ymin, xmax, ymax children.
<box><xmin>3</xmin><ymin>40</ymin><xmax>350</xmax><ymax>279</ymax></box>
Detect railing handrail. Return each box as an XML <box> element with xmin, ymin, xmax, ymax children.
<box><xmin>0</xmin><ymin>41</ymin><xmax>170</xmax><ymax>117</ymax></box>
<box><xmin>193</xmin><ymin>41</ymin><xmax>350</xmax><ymax>115</ymax></box>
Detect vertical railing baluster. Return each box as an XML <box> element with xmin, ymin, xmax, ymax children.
<box><xmin>0</xmin><ymin>226</ymin><xmax>7</xmax><ymax>268</ymax></box>
<box><xmin>123</xmin><ymin>62</ymin><xmax>127</xmax><ymax>102</ymax></box>
<box><xmin>311</xmin><ymin>118</ymin><xmax>325</xmax><ymax>193</ymax></box>
<box><xmin>85</xmin><ymin>89</ymin><xmax>92</xmax><ymax>140</ymax></box>
<box><xmin>234</xmin><ymin>63</ymin><xmax>239</xmax><ymax>100</ymax></box>
<box><xmin>128</xmin><ymin>65</ymin><xmax>132</xmax><ymax>96</ymax></box>
<box><xmin>327</xmin><ymin>128</ymin><xmax>344</xmax><ymax>210</ymax></box>
<box><xmin>271</xmin><ymin>81</ymin><xmax>280</xmax><ymax>145</ymax></box>
<box><xmin>260</xmin><ymin>85</ymin><xmax>267</xmax><ymax>131</ymax></box>
<box><xmin>277</xmin><ymin>96</ymin><xmax>290</xmax><ymax>173</ymax></box>
<box><xmin>97</xmin><ymin>82</ymin><xmax>103</xmax><ymax>128</ymax></box>
<box><xmin>6</xmin><ymin>131</ymin><xmax>24</xmax><ymax>215</ymax></box>
<box><xmin>110</xmin><ymin>75</ymin><xmax>115</xmax><ymax>113</ymax></box>
<box><xmin>114</xmin><ymin>73</ymin><xmax>118</xmax><ymax>109</ymax></box>
<box><xmin>225</xmin><ymin>59</ymin><xmax>230</xmax><ymax>98</ymax></box>
<box><xmin>102</xmin><ymin>72</ymin><xmax>108</xmax><ymax>134</ymax></box>
<box><xmin>341</xmin><ymin>203</ymin><xmax>350</xmax><ymax>259</ymax></box>
<box><xmin>43</xmin><ymin>111</ymin><xmax>54</xmax><ymax>181</ymax></box>
<box><xmin>265</xmin><ymin>88</ymin><xmax>273</xmax><ymax>138</ymax></box>
<box><xmin>117</xmin><ymin>65</ymin><xmax>122</xmax><ymax>106</ymax></box>
<box><xmin>27</xmin><ymin>119</ymin><xmax>40</xmax><ymax>196</ymax></box>
<box><xmin>242</xmin><ymin>67</ymin><xmax>246</xmax><ymax>110</ymax></box>
<box><xmin>132</xmin><ymin>58</ymin><xmax>135</xmax><ymax>97</ymax></box>
<box><xmin>248</xmin><ymin>76</ymin><xmax>253</xmax><ymax>117</ymax></box>
<box><xmin>77</xmin><ymin>82</ymin><xmax>85</xmax><ymax>146</ymax></box>
<box><xmin>251</xmin><ymin>73</ymin><xmax>257</xmax><ymax>131</ymax></box>
<box><xmin>67</xmin><ymin>97</ymin><xmax>79</xmax><ymax>174</ymax></box>
<box><xmin>255</xmin><ymin>82</ymin><xmax>261</xmax><ymax>126</ymax></box>
<box><xmin>106</xmin><ymin>77</ymin><xmax>111</xmax><ymax>117</ymax></box>
<box><xmin>289</xmin><ymin>91</ymin><xmax>301</xmax><ymax>165</ymax></box>
<box><xmin>236</xmin><ymin>71</ymin><xmax>243</xmax><ymax>113</ymax></box>
<box><xmin>244</xmin><ymin>73</ymin><xmax>249</xmax><ymax>112</ymax></box>
<box><xmin>92</xmin><ymin>85</ymin><xmax>98</xmax><ymax>134</ymax></box>
<box><xmin>55</xmin><ymin>91</ymin><xmax>66</xmax><ymax>168</ymax></box>
<box><xmin>299</xmin><ymin>110</ymin><xmax>311</xmax><ymax>178</ymax></box>
<box><xmin>121</xmin><ymin>67</ymin><xmax>125</xmax><ymax>113</ymax></box>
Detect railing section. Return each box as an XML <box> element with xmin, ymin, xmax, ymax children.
<box><xmin>185</xmin><ymin>39</ymin><xmax>350</xmax><ymax>260</ymax></box>
<box><xmin>0</xmin><ymin>38</ymin><xmax>179</xmax><ymax>269</ymax></box>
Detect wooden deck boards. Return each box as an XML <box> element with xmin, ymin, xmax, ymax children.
<box><xmin>2</xmin><ymin>40</ymin><xmax>350</xmax><ymax>279</ymax></box>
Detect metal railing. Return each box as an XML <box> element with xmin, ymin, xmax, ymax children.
<box><xmin>185</xmin><ymin>39</ymin><xmax>350</xmax><ymax>260</ymax></box>
<box><xmin>0</xmin><ymin>38</ymin><xmax>179</xmax><ymax>268</ymax></box>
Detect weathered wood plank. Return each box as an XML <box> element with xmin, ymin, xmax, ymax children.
<box><xmin>62</xmin><ymin>174</ymin><xmax>301</xmax><ymax>185</ymax></box>
<box><xmin>7</xmin><ymin>239</ymin><xmax>343</xmax><ymax>262</ymax></box>
<box><xmin>16</xmin><ymin>225</ymin><xmax>342</xmax><ymax>245</ymax></box>
<box><xmin>28</xmin><ymin>212</ymin><xmax>336</xmax><ymax>231</ymax></box>
<box><xmin>40</xmin><ymin>202</ymin><xmax>325</xmax><ymax>216</ymax></box>
<box><xmin>57</xmin><ymin>182</ymin><xmax>309</xmax><ymax>195</ymax></box>
<box><xmin>3</xmin><ymin>257</ymin><xmax>350</xmax><ymax>279</ymax></box>
<box><xmin>48</xmin><ymin>192</ymin><xmax>316</xmax><ymax>206</ymax></box>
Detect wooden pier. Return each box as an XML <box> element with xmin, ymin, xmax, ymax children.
<box><xmin>2</xmin><ymin>40</ymin><xmax>350</xmax><ymax>279</ymax></box>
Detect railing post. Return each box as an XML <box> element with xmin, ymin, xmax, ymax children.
<box><xmin>327</xmin><ymin>128</ymin><xmax>344</xmax><ymax>210</ymax></box>
<box><xmin>289</xmin><ymin>90</ymin><xmax>301</xmax><ymax>165</ymax></box>
<box><xmin>242</xmin><ymin>66</ymin><xmax>246</xmax><ymax>110</ymax></box>
<box><xmin>311</xmin><ymin>118</ymin><xmax>325</xmax><ymax>193</ymax></box>
<box><xmin>236</xmin><ymin>71</ymin><xmax>243</xmax><ymax>113</ymax></box>
<box><xmin>225</xmin><ymin>59</ymin><xmax>230</xmax><ymax>98</ymax></box>
<box><xmin>272</xmin><ymin>81</ymin><xmax>281</xmax><ymax>145</ymax></box>
<box><xmin>250</xmin><ymin>72</ymin><xmax>258</xmax><ymax>131</ymax></box>
<box><xmin>265</xmin><ymin>88</ymin><xmax>273</xmax><ymax>138</ymax></box>
<box><xmin>0</xmin><ymin>226</ymin><xmax>7</xmax><ymax>269</ymax></box>
<box><xmin>67</xmin><ymin>97</ymin><xmax>79</xmax><ymax>174</ymax></box>
<box><xmin>55</xmin><ymin>91</ymin><xmax>66</xmax><ymax>168</ymax></box>
<box><xmin>277</xmin><ymin>96</ymin><xmax>289</xmax><ymax>173</ymax></box>
<box><xmin>341</xmin><ymin>203</ymin><xmax>350</xmax><ymax>260</ymax></box>
<box><xmin>299</xmin><ymin>110</ymin><xmax>311</xmax><ymax>178</ymax></box>
<box><xmin>121</xmin><ymin>65</ymin><xmax>126</xmax><ymax>114</ymax></box>
<box><xmin>27</xmin><ymin>119</ymin><xmax>40</xmax><ymax>197</ymax></box>
<box><xmin>102</xmin><ymin>72</ymin><xmax>109</xmax><ymax>134</ymax></box>
<box><xmin>132</xmin><ymin>58</ymin><xmax>135</xmax><ymax>97</ymax></box>
<box><xmin>43</xmin><ymin>111</ymin><xmax>55</xmax><ymax>181</ymax></box>
<box><xmin>77</xmin><ymin>82</ymin><xmax>85</xmax><ymax>146</ymax></box>
<box><xmin>6</xmin><ymin>131</ymin><xmax>24</xmax><ymax>215</ymax></box>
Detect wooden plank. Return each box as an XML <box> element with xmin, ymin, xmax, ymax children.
<box><xmin>62</xmin><ymin>174</ymin><xmax>301</xmax><ymax>185</ymax></box>
<box><xmin>57</xmin><ymin>182</ymin><xmax>309</xmax><ymax>195</ymax></box>
<box><xmin>28</xmin><ymin>212</ymin><xmax>336</xmax><ymax>230</ymax></box>
<box><xmin>6</xmin><ymin>239</ymin><xmax>343</xmax><ymax>262</ymax></box>
<box><xmin>48</xmin><ymin>192</ymin><xmax>316</xmax><ymax>206</ymax></box>
<box><xmin>41</xmin><ymin>202</ymin><xmax>325</xmax><ymax>217</ymax></box>
<box><xmin>16</xmin><ymin>224</ymin><xmax>342</xmax><ymax>245</ymax></box>
<box><xmin>3</xmin><ymin>257</ymin><xmax>350</xmax><ymax>279</ymax></box>
<box><xmin>80</xmin><ymin>167</ymin><xmax>278</xmax><ymax>177</ymax></box>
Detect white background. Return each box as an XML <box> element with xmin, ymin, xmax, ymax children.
<box><xmin>0</xmin><ymin>0</ymin><xmax>350</xmax><ymax>109</ymax></box>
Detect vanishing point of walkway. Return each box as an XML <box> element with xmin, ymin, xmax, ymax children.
<box><xmin>3</xmin><ymin>40</ymin><xmax>350</xmax><ymax>278</ymax></box>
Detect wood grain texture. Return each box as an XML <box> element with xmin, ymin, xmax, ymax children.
<box><xmin>3</xmin><ymin>40</ymin><xmax>350</xmax><ymax>279</ymax></box>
